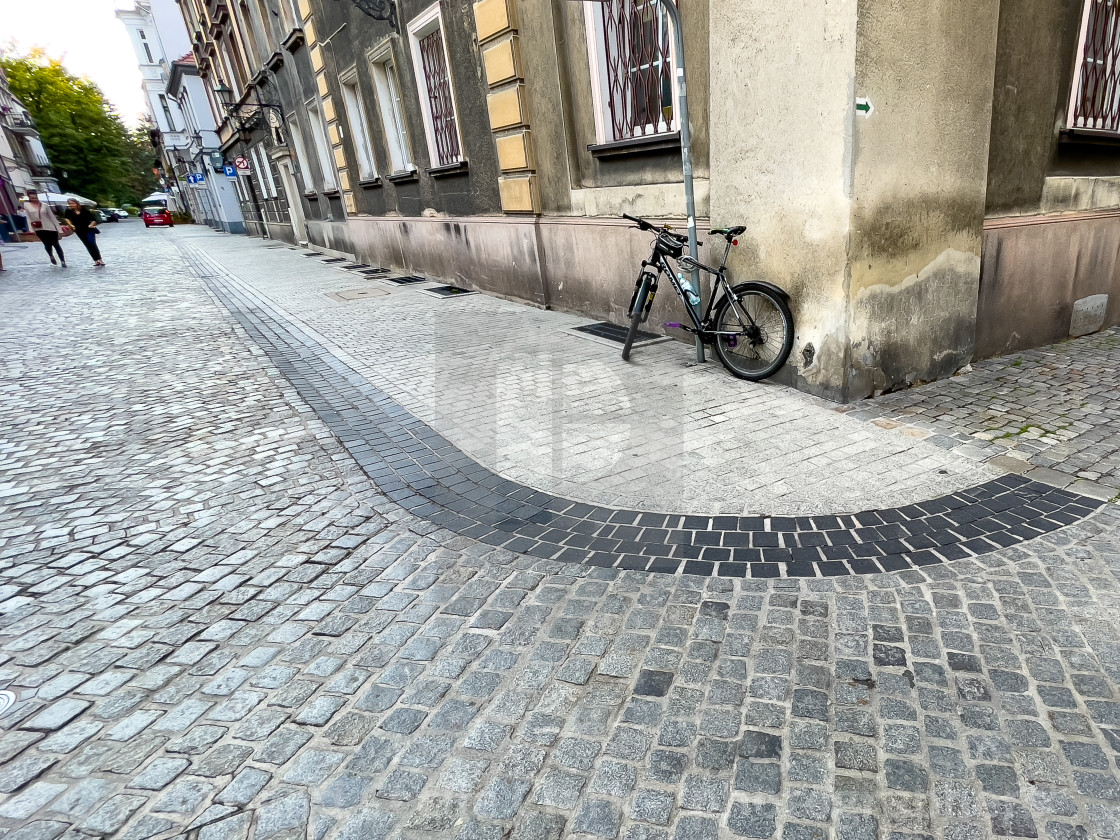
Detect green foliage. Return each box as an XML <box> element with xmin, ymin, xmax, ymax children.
<box><xmin>170</xmin><ymin>211</ymin><xmax>193</xmax><ymax>225</ymax></box>
<box><xmin>1</xmin><ymin>51</ymin><xmax>159</xmax><ymax>206</ymax></box>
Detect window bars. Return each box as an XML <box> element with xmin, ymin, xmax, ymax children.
<box><xmin>418</xmin><ymin>28</ymin><xmax>461</xmax><ymax>166</ymax></box>
<box><xmin>599</xmin><ymin>0</ymin><xmax>676</xmax><ymax>141</ymax></box>
<box><xmin>1070</xmin><ymin>0</ymin><xmax>1120</xmax><ymax>134</ymax></box>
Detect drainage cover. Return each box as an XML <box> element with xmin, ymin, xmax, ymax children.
<box><xmin>326</xmin><ymin>288</ymin><xmax>391</xmax><ymax>303</ymax></box>
<box><xmin>385</xmin><ymin>275</ymin><xmax>427</xmax><ymax>285</ymax></box>
<box><xmin>423</xmin><ymin>284</ymin><xmax>476</xmax><ymax>298</ymax></box>
<box><xmin>573</xmin><ymin>321</ymin><xmax>660</xmax><ymax>344</ymax></box>
<box><xmin>343</xmin><ymin>264</ymin><xmax>372</xmax><ymax>271</ymax></box>
<box><xmin>360</xmin><ymin>268</ymin><xmax>389</xmax><ymax>276</ymax></box>
<box><xmin>300</xmin><ymin>251</ymin><xmax>323</xmax><ymax>257</ymax></box>
<box><xmin>320</xmin><ymin>257</ymin><xmax>346</xmax><ymax>263</ymax></box>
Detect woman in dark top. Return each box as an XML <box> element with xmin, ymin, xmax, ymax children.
<box><xmin>63</xmin><ymin>199</ymin><xmax>104</xmax><ymax>266</ymax></box>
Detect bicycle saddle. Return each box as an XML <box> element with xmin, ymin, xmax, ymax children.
<box><xmin>709</xmin><ymin>226</ymin><xmax>746</xmax><ymax>239</ymax></box>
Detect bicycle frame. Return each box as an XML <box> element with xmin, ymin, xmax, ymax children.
<box><xmin>640</xmin><ymin>237</ymin><xmax>758</xmax><ymax>337</ymax></box>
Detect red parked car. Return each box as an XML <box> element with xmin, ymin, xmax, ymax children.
<box><xmin>142</xmin><ymin>206</ymin><xmax>174</xmax><ymax>228</ymax></box>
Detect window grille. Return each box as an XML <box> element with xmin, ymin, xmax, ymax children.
<box><xmin>417</xmin><ymin>27</ymin><xmax>460</xmax><ymax>166</ymax></box>
<box><xmin>598</xmin><ymin>0</ymin><xmax>677</xmax><ymax>141</ymax></box>
<box><xmin>1069</xmin><ymin>0</ymin><xmax>1120</xmax><ymax>134</ymax></box>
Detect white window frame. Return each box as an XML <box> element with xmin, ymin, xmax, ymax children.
<box><xmin>406</xmin><ymin>4</ymin><xmax>464</xmax><ymax>167</ymax></box>
<box><xmin>584</xmin><ymin>0</ymin><xmax>681</xmax><ymax>144</ymax></box>
<box><xmin>340</xmin><ymin>71</ymin><xmax>379</xmax><ymax>180</ymax></box>
<box><xmin>1066</xmin><ymin>0</ymin><xmax>1120</xmax><ymax>133</ymax></box>
<box><xmin>287</xmin><ymin>118</ymin><xmax>313</xmax><ymax>191</ymax></box>
<box><xmin>306</xmin><ymin>99</ymin><xmax>337</xmax><ymax>190</ymax></box>
<box><xmin>369</xmin><ymin>48</ymin><xmax>415</xmax><ymax>174</ymax></box>
<box><xmin>252</xmin><ymin>144</ymin><xmax>275</xmax><ymax>198</ymax></box>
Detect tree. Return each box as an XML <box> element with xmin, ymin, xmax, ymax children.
<box><xmin>1</xmin><ymin>51</ymin><xmax>156</xmax><ymax>206</ymax></box>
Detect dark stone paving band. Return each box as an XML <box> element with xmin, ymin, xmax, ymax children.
<box><xmin>185</xmin><ymin>246</ymin><xmax>1105</xmax><ymax>579</ymax></box>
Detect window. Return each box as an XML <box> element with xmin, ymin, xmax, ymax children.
<box><xmin>143</xmin><ymin>42</ymin><xmax>154</xmax><ymax>63</ymax></box>
<box><xmin>159</xmin><ymin>95</ymin><xmax>177</xmax><ymax>131</ymax></box>
<box><xmin>287</xmin><ymin>118</ymin><xmax>313</xmax><ymax>190</ymax></box>
<box><xmin>341</xmin><ymin>76</ymin><xmax>378</xmax><ymax>179</ymax></box>
<box><xmin>306</xmin><ymin>101</ymin><xmax>337</xmax><ymax>190</ymax></box>
<box><xmin>370</xmin><ymin>55</ymin><xmax>414</xmax><ymax>173</ymax></box>
<box><xmin>407</xmin><ymin>5</ymin><xmax>462</xmax><ymax>167</ymax></box>
<box><xmin>1068</xmin><ymin>0</ymin><xmax>1120</xmax><ymax>134</ymax></box>
<box><xmin>586</xmin><ymin>0</ymin><xmax>679</xmax><ymax>142</ymax></box>
<box><xmin>252</xmin><ymin>145</ymin><xmax>275</xmax><ymax>198</ymax></box>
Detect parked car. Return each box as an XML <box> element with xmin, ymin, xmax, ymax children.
<box><xmin>105</xmin><ymin>207</ymin><xmax>129</xmax><ymax>218</ymax></box>
<box><xmin>93</xmin><ymin>209</ymin><xmax>118</xmax><ymax>223</ymax></box>
<box><xmin>142</xmin><ymin>206</ymin><xmax>174</xmax><ymax>228</ymax></box>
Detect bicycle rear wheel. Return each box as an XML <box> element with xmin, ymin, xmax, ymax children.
<box><xmin>622</xmin><ymin>273</ymin><xmax>655</xmax><ymax>361</ymax></box>
<box><xmin>711</xmin><ymin>284</ymin><xmax>794</xmax><ymax>380</ymax></box>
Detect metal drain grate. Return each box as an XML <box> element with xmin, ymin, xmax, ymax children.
<box><xmin>300</xmin><ymin>251</ymin><xmax>323</xmax><ymax>257</ymax></box>
<box><xmin>573</xmin><ymin>321</ymin><xmax>660</xmax><ymax>344</ymax></box>
<box><xmin>423</xmin><ymin>285</ymin><xmax>476</xmax><ymax>298</ymax></box>
<box><xmin>385</xmin><ymin>275</ymin><xmax>427</xmax><ymax>285</ymax></box>
<box><xmin>320</xmin><ymin>257</ymin><xmax>346</xmax><ymax>263</ymax></box>
<box><xmin>343</xmin><ymin>264</ymin><xmax>372</xmax><ymax>271</ymax></box>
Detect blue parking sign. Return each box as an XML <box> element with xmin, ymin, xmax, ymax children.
<box><xmin>224</xmin><ymin>164</ymin><xmax>237</xmax><ymax>179</ymax></box>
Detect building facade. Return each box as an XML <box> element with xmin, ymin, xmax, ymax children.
<box><xmin>0</xmin><ymin>63</ymin><xmax>60</xmax><ymax>233</ymax></box>
<box><xmin>118</xmin><ymin>0</ymin><xmax>246</xmax><ymax>234</ymax></box>
<box><xmin>166</xmin><ymin>55</ymin><xmax>247</xmax><ymax>233</ymax></box>
<box><xmin>171</xmin><ymin>0</ymin><xmax>1120</xmax><ymax>402</ymax></box>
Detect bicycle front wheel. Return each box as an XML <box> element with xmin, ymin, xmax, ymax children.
<box><xmin>622</xmin><ymin>274</ymin><xmax>655</xmax><ymax>361</ymax></box>
<box><xmin>712</xmin><ymin>284</ymin><xmax>794</xmax><ymax>381</ymax></box>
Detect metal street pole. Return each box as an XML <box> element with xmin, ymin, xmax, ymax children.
<box><xmin>566</xmin><ymin>0</ymin><xmax>703</xmax><ymax>362</ymax></box>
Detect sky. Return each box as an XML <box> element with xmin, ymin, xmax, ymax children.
<box><xmin>1</xmin><ymin>0</ymin><xmax>149</xmax><ymax>127</ymax></box>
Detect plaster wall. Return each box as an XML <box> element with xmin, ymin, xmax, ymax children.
<box><xmin>708</xmin><ymin>0</ymin><xmax>858</xmax><ymax>401</ymax></box>
<box><xmin>338</xmin><ymin>214</ymin><xmax>709</xmax><ymax>328</ymax></box>
<box><xmin>846</xmin><ymin>0</ymin><xmax>1001</xmax><ymax>397</ymax></box>
<box><xmin>977</xmin><ymin>213</ymin><xmax>1120</xmax><ymax>358</ymax></box>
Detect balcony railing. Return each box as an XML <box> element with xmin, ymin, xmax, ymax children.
<box><xmin>1068</xmin><ymin>0</ymin><xmax>1120</xmax><ymax>135</ymax></box>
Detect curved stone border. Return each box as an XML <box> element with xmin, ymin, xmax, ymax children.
<box><xmin>188</xmin><ymin>248</ymin><xmax>1104</xmax><ymax>578</ymax></box>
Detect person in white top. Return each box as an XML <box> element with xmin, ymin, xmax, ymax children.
<box><xmin>24</xmin><ymin>190</ymin><xmax>67</xmax><ymax>267</ymax></box>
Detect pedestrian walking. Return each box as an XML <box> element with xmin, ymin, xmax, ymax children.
<box><xmin>63</xmin><ymin>199</ymin><xmax>104</xmax><ymax>266</ymax></box>
<box><xmin>24</xmin><ymin>190</ymin><xmax>67</xmax><ymax>267</ymax></box>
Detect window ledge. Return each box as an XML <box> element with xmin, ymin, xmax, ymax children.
<box><xmin>322</xmin><ymin>188</ymin><xmax>341</xmax><ymax>197</ymax></box>
<box><xmin>427</xmin><ymin>160</ymin><xmax>469</xmax><ymax>179</ymax></box>
<box><xmin>589</xmin><ymin>132</ymin><xmax>681</xmax><ymax>160</ymax></box>
<box><xmin>282</xmin><ymin>28</ymin><xmax>305</xmax><ymax>52</ymax></box>
<box><xmin>357</xmin><ymin>177</ymin><xmax>382</xmax><ymax>189</ymax></box>
<box><xmin>303</xmin><ymin>190</ymin><xmax>319</xmax><ymax>198</ymax></box>
<box><xmin>1059</xmin><ymin>127</ymin><xmax>1120</xmax><ymax>146</ymax></box>
<box><xmin>266</xmin><ymin>51</ymin><xmax>285</xmax><ymax>72</ymax></box>
<box><xmin>386</xmin><ymin>169</ymin><xmax>420</xmax><ymax>184</ymax></box>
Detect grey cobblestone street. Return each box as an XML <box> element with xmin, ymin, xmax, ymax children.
<box><xmin>1</xmin><ymin>224</ymin><xmax>1120</xmax><ymax>840</ymax></box>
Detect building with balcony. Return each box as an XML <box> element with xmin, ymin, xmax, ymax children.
<box><xmin>167</xmin><ymin>0</ymin><xmax>1120</xmax><ymax>401</ymax></box>
<box><xmin>0</xmin><ymin>64</ymin><xmax>59</xmax><ymax>234</ymax></box>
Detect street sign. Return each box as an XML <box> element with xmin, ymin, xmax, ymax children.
<box><xmin>234</xmin><ymin>155</ymin><xmax>251</xmax><ymax>175</ymax></box>
<box><xmin>210</xmin><ymin>151</ymin><xmax>225</xmax><ymax>171</ymax></box>
<box><xmin>187</xmin><ymin>172</ymin><xmax>206</xmax><ymax>185</ymax></box>
<box><xmin>223</xmin><ymin>164</ymin><xmax>238</xmax><ymax>180</ymax></box>
<box><xmin>856</xmin><ymin>97</ymin><xmax>875</xmax><ymax>117</ymax></box>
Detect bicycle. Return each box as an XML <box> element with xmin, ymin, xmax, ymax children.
<box><xmin>621</xmin><ymin>213</ymin><xmax>795</xmax><ymax>381</ymax></box>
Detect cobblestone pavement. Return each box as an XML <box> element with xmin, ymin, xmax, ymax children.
<box><xmin>2</xmin><ymin>226</ymin><xmax>1120</xmax><ymax>840</ymax></box>
<box><xmin>842</xmin><ymin>331</ymin><xmax>1120</xmax><ymax>496</ymax></box>
<box><xmin>176</xmin><ymin>230</ymin><xmax>994</xmax><ymax>517</ymax></box>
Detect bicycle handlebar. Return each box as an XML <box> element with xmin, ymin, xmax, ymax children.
<box><xmin>622</xmin><ymin>213</ymin><xmax>700</xmax><ymax>247</ymax></box>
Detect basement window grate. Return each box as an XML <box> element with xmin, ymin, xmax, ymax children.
<box><xmin>343</xmin><ymin>263</ymin><xmax>372</xmax><ymax>271</ymax></box>
<box><xmin>385</xmin><ymin>275</ymin><xmax>428</xmax><ymax>285</ymax></box>
<box><xmin>573</xmin><ymin>321</ymin><xmax>660</xmax><ymax>344</ymax></box>
<box><xmin>300</xmin><ymin>251</ymin><xmax>323</xmax><ymax>257</ymax></box>
<box><xmin>320</xmin><ymin>257</ymin><xmax>346</xmax><ymax>263</ymax></box>
<box><xmin>423</xmin><ymin>284</ymin><xmax>476</xmax><ymax>298</ymax></box>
